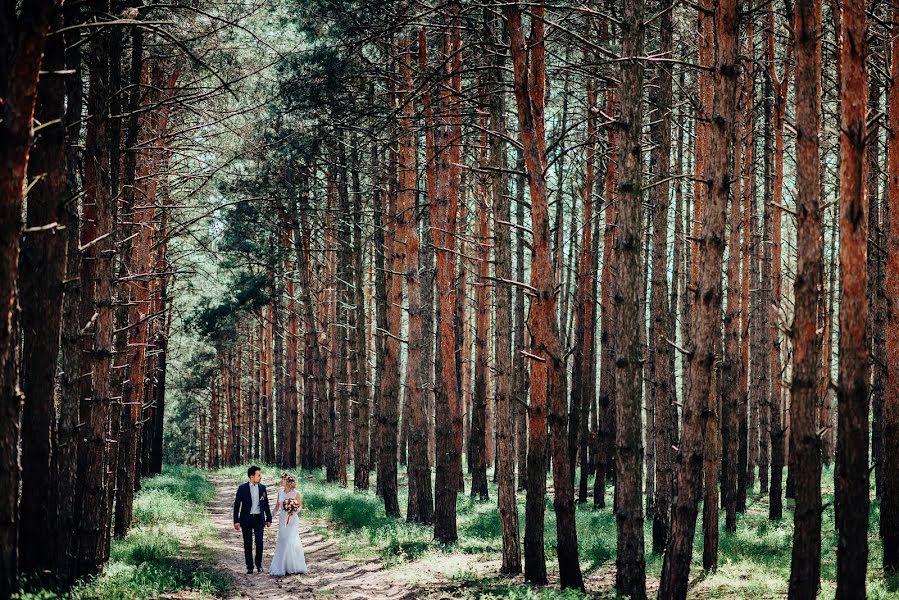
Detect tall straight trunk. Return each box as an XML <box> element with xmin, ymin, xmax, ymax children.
<box><xmin>835</xmin><ymin>0</ymin><xmax>870</xmax><ymax>595</ymax></box>
<box><xmin>573</xmin><ymin>47</ymin><xmax>597</xmax><ymax>504</ymax></box>
<box><xmin>470</xmin><ymin>123</ymin><xmax>490</xmax><ymax>500</ymax></box>
<box><xmin>73</xmin><ymin>15</ymin><xmax>119</xmax><ymax>577</ymax></box>
<box><xmin>285</xmin><ymin>205</ymin><xmax>300</xmax><ymax>470</ymax></box>
<box><xmin>758</xmin><ymin>64</ymin><xmax>773</xmax><ymax>497</ymax></box>
<box><xmin>431</xmin><ymin>9</ymin><xmax>463</xmax><ymax>542</ymax></box>
<box><xmin>513</xmin><ymin>159</ymin><xmax>529</xmax><ymax>493</ymax></box>
<box><xmin>336</xmin><ymin>142</ymin><xmax>352</xmax><ymax>484</ymax></box>
<box><xmin>17</xmin><ymin>5</ymin><xmax>66</xmax><ymax>577</ymax></box>
<box><xmin>738</xmin><ymin>12</ymin><xmax>755</xmax><ymax>509</ymax></box>
<box><xmin>658</xmin><ymin>0</ymin><xmax>737</xmax><ymax>596</ymax></box>
<box><xmin>372</xmin><ymin>139</ymin><xmax>387</xmax><ymax>477</ymax></box>
<box><xmin>722</xmin><ymin>57</ymin><xmax>743</xmax><ymax>536</ymax></box>
<box><xmin>248</xmin><ymin>329</ymin><xmax>257</xmax><ymax>461</ymax></box>
<box><xmin>0</xmin><ymin>0</ymin><xmax>59</xmax><ymax>591</ymax></box>
<box><xmin>649</xmin><ymin>0</ymin><xmax>674</xmax><ymax>552</ymax></box>
<box><xmin>457</xmin><ymin>179</ymin><xmax>471</xmax><ymax>488</ymax></box>
<box><xmin>210</xmin><ymin>383</ymin><xmax>220</xmax><ymax>467</ymax></box>
<box><xmin>378</xmin><ymin>126</ymin><xmax>403</xmax><ymax>517</ymax></box>
<box><xmin>767</xmin><ymin>0</ymin><xmax>791</xmax><ymax>517</ymax></box>
<box><xmin>416</xmin><ymin>37</ymin><xmax>436</xmax><ymax>471</ymax></box>
<box><xmin>597</xmin><ymin>83</ymin><xmax>618</xmax><ymax>506</ymax></box>
<box><xmin>350</xmin><ymin>144</ymin><xmax>371</xmax><ymax>492</ymax></box>
<box><xmin>264</xmin><ymin>302</ymin><xmax>276</xmax><ymax>464</ymax></box>
<box><xmin>883</xmin><ymin>0</ymin><xmax>899</xmax><ymax>573</ymax></box>
<box><xmin>259</xmin><ymin>311</ymin><xmax>272</xmax><ymax>464</ymax></box>
<box><xmin>510</xmin><ymin>3</ymin><xmax>552</xmax><ymax>586</ymax></box>
<box><xmin>670</xmin><ymin>89</ymin><xmax>686</xmax><ymax>395</ymax></box>
<box><xmin>397</xmin><ymin>37</ymin><xmax>431</xmax><ymax>522</ymax></box>
<box><xmin>868</xmin><ymin>79</ymin><xmax>886</xmax><ymax>501</ymax></box>
<box><xmin>54</xmin><ymin>7</ymin><xmax>84</xmax><ymax>581</ymax></box>
<box><xmin>298</xmin><ymin>196</ymin><xmax>322</xmax><ymax>471</ymax></box>
<box><xmin>147</xmin><ymin>191</ymin><xmax>171</xmax><ymax>476</ymax></box>
<box><xmin>323</xmin><ymin>170</ymin><xmax>338</xmax><ymax>481</ymax></box>
<box><xmin>507</xmin><ymin>2</ymin><xmax>583</xmax><ymax>589</ymax></box>
<box><xmin>115</xmin><ymin>42</ymin><xmax>151</xmax><ymax>538</ymax></box>
<box><xmin>486</xmin><ymin>6</ymin><xmax>520</xmax><ymax>571</ymax></box>
<box><xmin>613</xmin><ymin>0</ymin><xmax>647</xmax><ymax>594</ymax></box>
<box><xmin>788</xmin><ymin>0</ymin><xmax>823</xmax><ymax>596</ymax></box>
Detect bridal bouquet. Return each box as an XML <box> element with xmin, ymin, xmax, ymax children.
<box><xmin>283</xmin><ymin>497</ymin><xmax>300</xmax><ymax>525</ymax></box>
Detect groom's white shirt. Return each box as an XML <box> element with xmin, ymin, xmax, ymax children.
<box><xmin>249</xmin><ymin>483</ymin><xmax>261</xmax><ymax>514</ymax></box>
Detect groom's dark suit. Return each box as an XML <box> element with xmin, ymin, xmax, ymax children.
<box><xmin>233</xmin><ymin>482</ymin><xmax>272</xmax><ymax>571</ymax></box>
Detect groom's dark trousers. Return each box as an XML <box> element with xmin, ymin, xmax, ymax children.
<box><xmin>234</xmin><ymin>482</ymin><xmax>272</xmax><ymax>570</ymax></box>
<box><xmin>241</xmin><ymin>514</ymin><xmax>265</xmax><ymax>570</ymax></box>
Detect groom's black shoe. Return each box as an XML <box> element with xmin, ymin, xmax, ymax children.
<box><xmin>246</xmin><ymin>568</ymin><xmax>254</xmax><ymax>575</ymax></box>
<box><xmin>256</xmin><ymin>566</ymin><xmax>263</xmax><ymax>573</ymax></box>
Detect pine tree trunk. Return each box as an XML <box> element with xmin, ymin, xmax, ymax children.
<box><xmin>335</xmin><ymin>142</ymin><xmax>352</xmax><ymax>484</ymax></box>
<box><xmin>417</xmin><ymin>34</ymin><xmax>437</xmax><ymax>473</ymax></box>
<box><xmin>722</xmin><ymin>34</ymin><xmax>743</xmax><ymax>534</ymax></box>
<box><xmin>738</xmin><ymin>14</ymin><xmax>755</xmax><ymax>509</ymax></box>
<box><xmin>114</xmin><ymin>41</ymin><xmax>150</xmax><ymax>538</ymax></box>
<box><xmin>285</xmin><ymin>204</ymin><xmax>300</xmax><ymax>470</ymax></box>
<box><xmin>868</xmin><ymin>79</ymin><xmax>886</xmax><ymax>501</ymax></box>
<box><xmin>487</xmin><ymin>7</ymin><xmax>520</xmax><ymax>571</ymax></box>
<box><xmin>835</xmin><ymin>1</ymin><xmax>870</xmax><ymax>595</ymax></box>
<box><xmin>597</xmin><ymin>81</ymin><xmax>618</xmax><ymax>508</ymax></box>
<box><xmin>470</xmin><ymin>120</ymin><xmax>490</xmax><ymax>499</ymax></box>
<box><xmin>658</xmin><ymin>0</ymin><xmax>737</xmax><ymax>595</ymax></box>
<box><xmin>397</xmin><ymin>36</ymin><xmax>431</xmax><ymax>522</ymax></box>
<box><xmin>17</xmin><ymin>5</ymin><xmax>66</xmax><ymax>577</ymax></box>
<box><xmin>507</xmin><ymin>2</ymin><xmax>583</xmax><ymax>589</ymax></box>
<box><xmin>432</xmin><ymin>8</ymin><xmax>464</xmax><ymax>542</ymax></box>
<box><xmin>614</xmin><ymin>0</ymin><xmax>647</xmax><ymax>594</ymax></box>
<box><xmin>513</xmin><ymin>158</ymin><xmax>529</xmax><ymax>494</ymax></box>
<box><xmin>648</xmin><ymin>0</ymin><xmax>674</xmax><ymax>552</ymax></box>
<box><xmin>767</xmin><ymin>1</ymin><xmax>790</xmax><ymax>517</ymax></box>
<box><xmin>72</xmin><ymin>17</ymin><xmax>119</xmax><ymax>576</ymax></box>
<box><xmin>572</xmin><ymin>41</ymin><xmax>597</xmax><ymax>506</ymax></box>
<box><xmin>54</xmin><ymin>9</ymin><xmax>84</xmax><ymax>579</ymax></box>
<box><xmin>350</xmin><ymin>143</ymin><xmax>371</xmax><ymax>492</ymax></box>
<box><xmin>0</xmin><ymin>0</ymin><xmax>59</xmax><ymax>591</ymax></box>
<box><xmin>882</xmin><ymin>0</ymin><xmax>899</xmax><ymax>572</ymax></box>
<box><xmin>788</xmin><ymin>1</ymin><xmax>824</xmax><ymax>596</ymax></box>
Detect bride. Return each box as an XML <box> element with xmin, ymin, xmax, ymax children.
<box><xmin>269</xmin><ymin>474</ymin><xmax>307</xmax><ymax>576</ymax></box>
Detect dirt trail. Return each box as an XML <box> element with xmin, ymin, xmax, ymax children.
<box><xmin>206</xmin><ymin>477</ymin><xmax>415</xmax><ymax>600</ymax></box>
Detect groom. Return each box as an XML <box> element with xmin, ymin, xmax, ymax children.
<box><xmin>233</xmin><ymin>465</ymin><xmax>272</xmax><ymax>574</ymax></box>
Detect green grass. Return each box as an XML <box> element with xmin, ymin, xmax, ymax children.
<box><xmin>16</xmin><ymin>465</ymin><xmax>230</xmax><ymax>600</ymax></box>
<box><xmin>214</xmin><ymin>462</ymin><xmax>899</xmax><ymax>599</ymax></box>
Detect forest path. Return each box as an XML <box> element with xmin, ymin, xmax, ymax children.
<box><xmin>205</xmin><ymin>477</ymin><xmax>416</xmax><ymax>600</ymax></box>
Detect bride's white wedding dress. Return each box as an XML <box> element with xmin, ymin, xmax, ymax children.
<box><xmin>269</xmin><ymin>489</ymin><xmax>307</xmax><ymax>576</ymax></box>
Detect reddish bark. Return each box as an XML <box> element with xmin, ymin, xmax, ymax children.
<box><xmin>659</xmin><ymin>0</ymin><xmax>738</xmax><ymax>595</ymax></box>
<box><xmin>506</xmin><ymin>2</ymin><xmax>583</xmax><ymax>589</ymax></box>
<box><xmin>648</xmin><ymin>0</ymin><xmax>674</xmax><ymax>552</ymax></box>
<box><xmin>788</xmin><ymin>1</ymin><xmax>824</xmax><ymax>596</ymax></box>
<box><xmin>572</xmin><ymin>43</ymin><xmax>597</xmax><ymax>505</ymax></box>
<box><xmin>398</xmin><ymin>36</ymin><xmax>431</xmax><ymax>522</ymax></box>
<box><xmin>835</xmin><ymin>0</ymin><xmax>870</xmax><ymax>595</ymax></box>
<box><xmin>432</xmin><ymin>5</ymin><xmax>464</xmax><ymax>542</ymax></box>
<box><xmin>883</xmin><ymin>0</ymin><xmax>899</xmax><ymax>573</ymax></box>
<box><xmin>17</xmin><ymin>4</ymin><xmax>66</xmax><ymax>577</ymax></box>
<box><xmin>613</xmin><ymin>0</ymin><xmax>647</xmax><ymax>593</ymax></box>
<box><xmin>0</xmin><ymin>0</ymin><xmax>59</xmax><ymax>590</ymax></box>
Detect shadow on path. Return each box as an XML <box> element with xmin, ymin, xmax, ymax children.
<box><xmin>206</xmin><ymin>476</ymin><xmax>416</xmax><ymax>600</ymax></box>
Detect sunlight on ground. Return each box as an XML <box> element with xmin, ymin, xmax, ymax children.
<box><xmin>213</xmin><ymin>462</ymin><xmax>899</xmax><ymax>599</ymax></box>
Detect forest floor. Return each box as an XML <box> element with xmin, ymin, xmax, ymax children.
<box><xmin>205</xmin><ymin>476</ymin><xmax>415</xmax><ymax>599</ymax></box>
<box><xmin>205</xmin><ymin>464</ymin><xmax>899</xmax><ymax>600</ymax></box>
